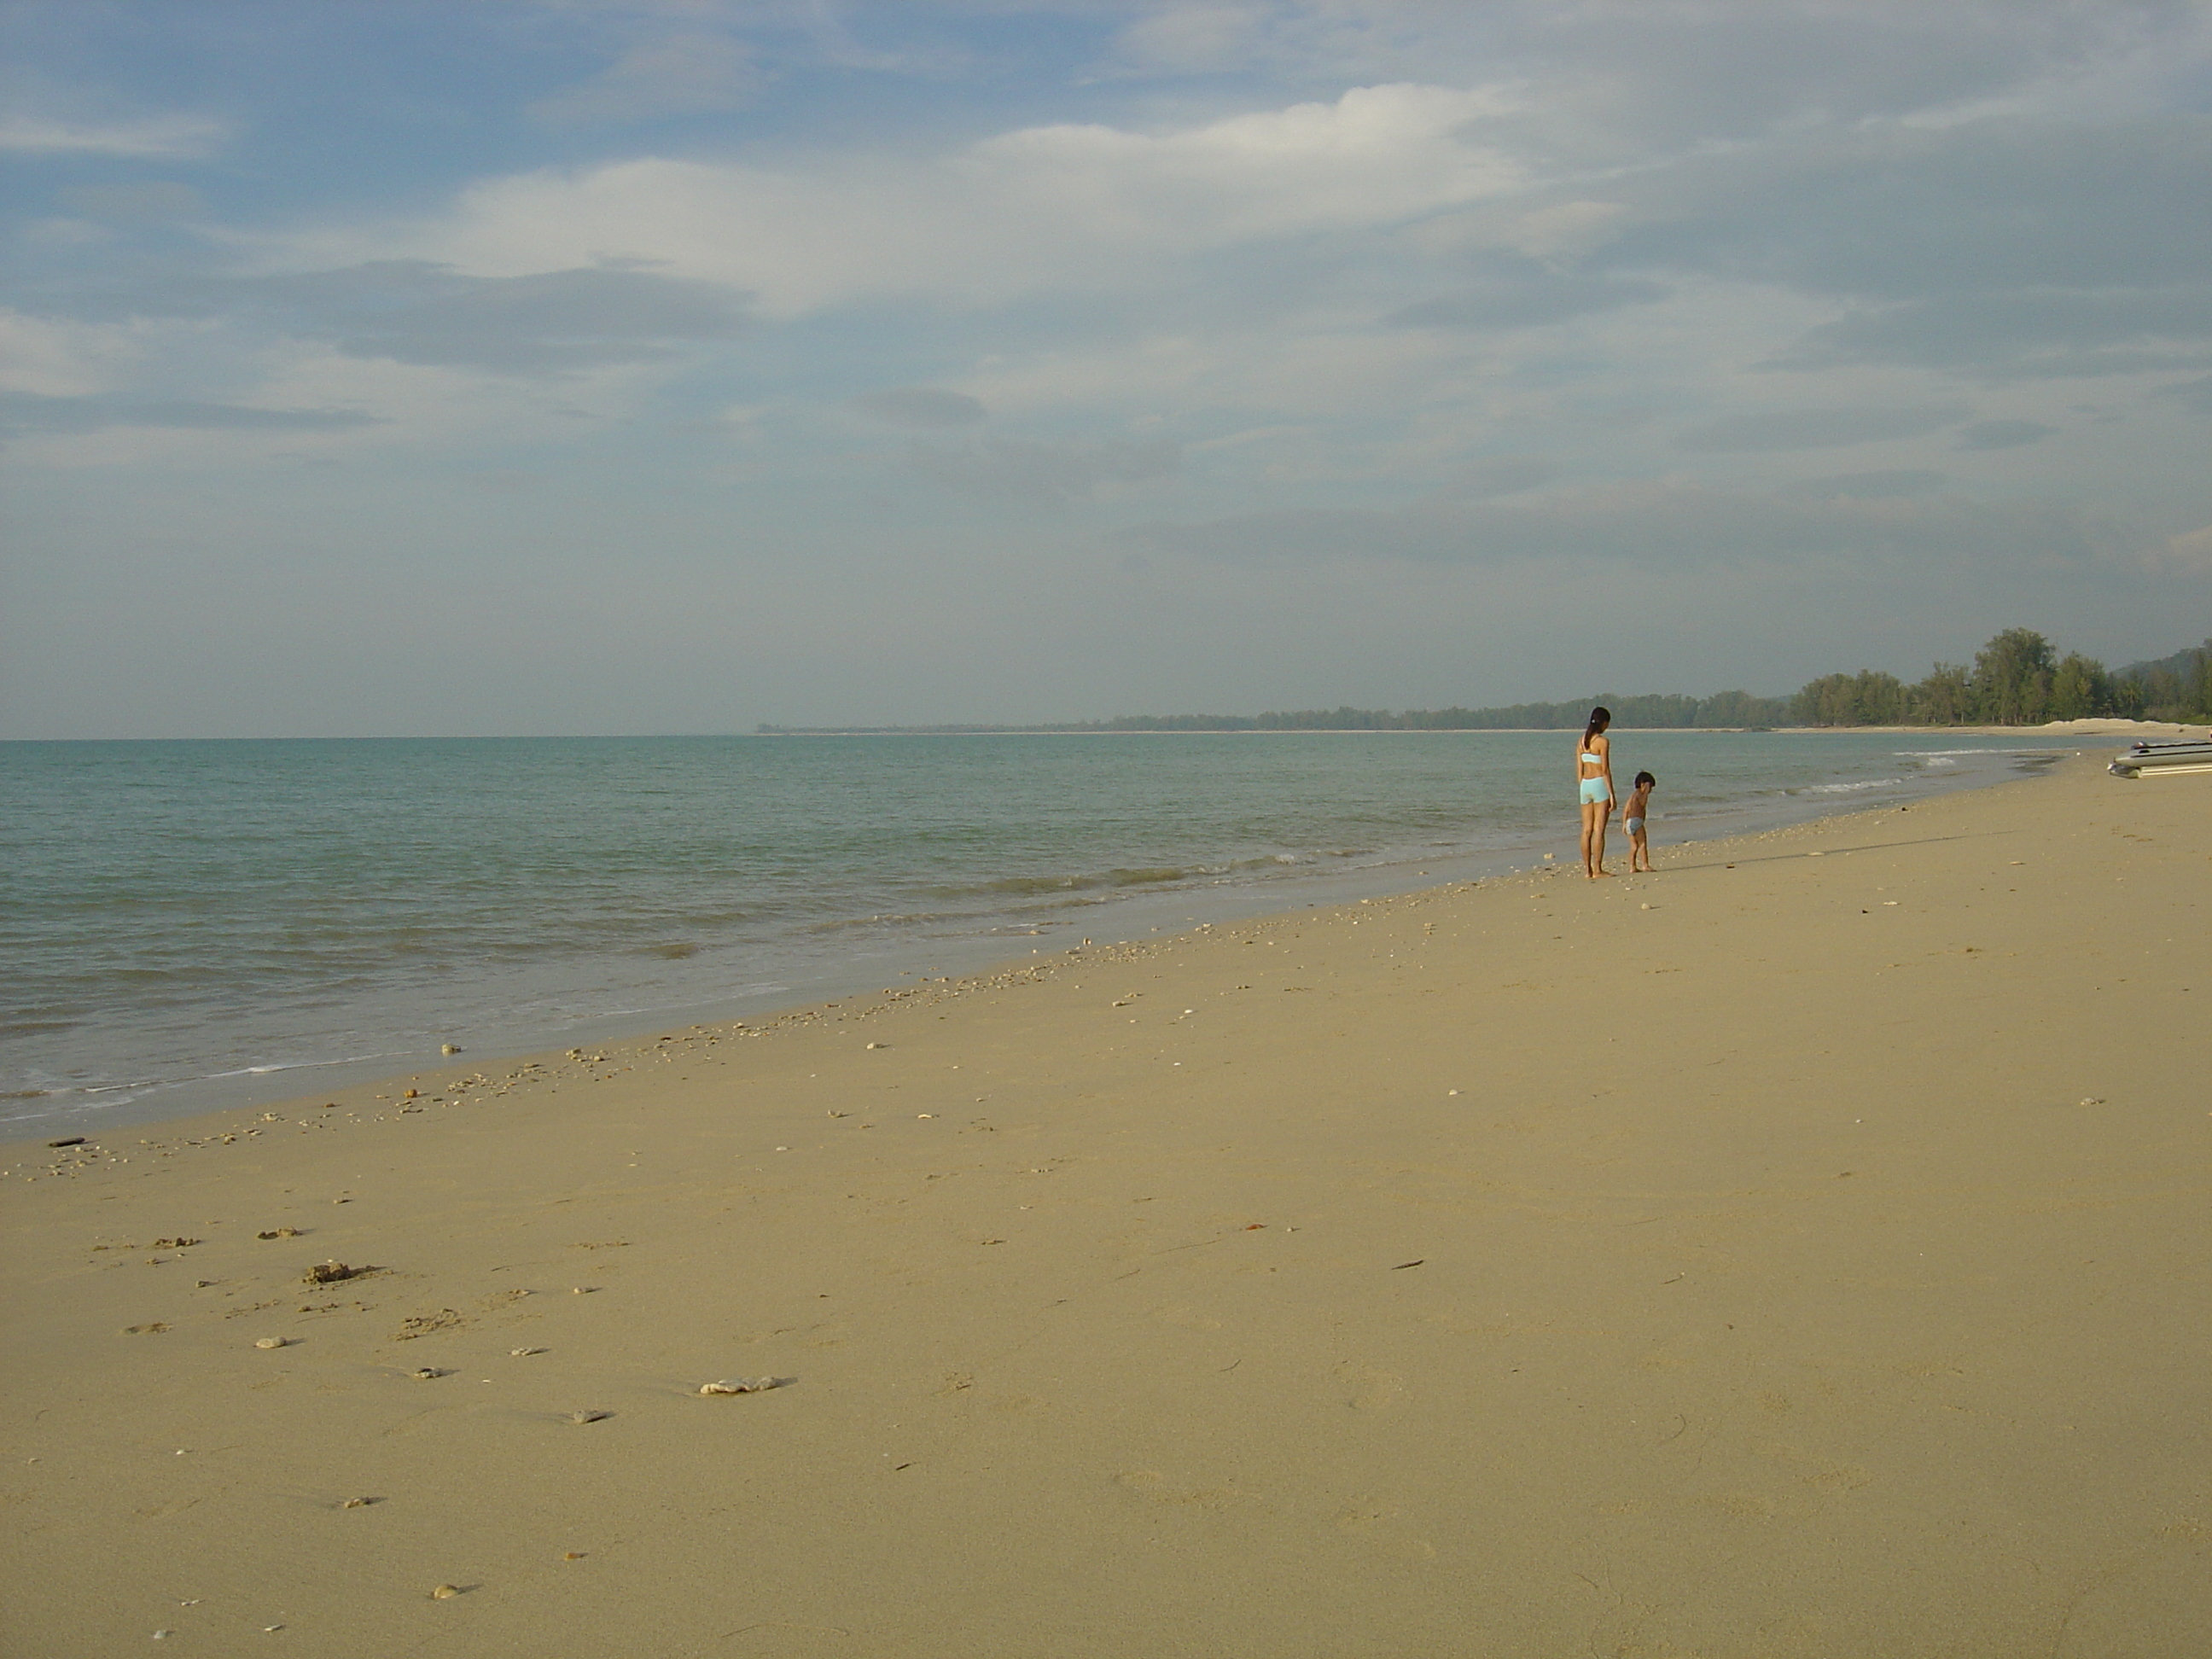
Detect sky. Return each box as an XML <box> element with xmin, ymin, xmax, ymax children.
<box><xmin>3</xmin><ymin>0</ymin><xmax>2209</xmax><ymax>737</ymax></box>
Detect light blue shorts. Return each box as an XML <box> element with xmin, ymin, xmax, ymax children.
<box><xmin>1579</xmin><ymin>777</ymin><xmax>1610</xmax><ymax>806</ymax></box>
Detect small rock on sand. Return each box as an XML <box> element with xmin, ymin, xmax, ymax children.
<box><xmin>431</xmin><ymin>1584</ymin><xmax>462</xmax><ymax>1599</ymax></box>
<box><xmin>699</xmin><ymin>1377</ymin><xmax>779</xmax><ymax>1395</ymax></box>
<box><xmin>254</xmin><ymin>1336</ymin><xmax>288</xmax><ymax>1349</ymax></box>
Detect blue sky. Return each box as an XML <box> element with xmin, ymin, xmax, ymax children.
<box><xmin>3</xmin><ymin>0</ymin><xmax>2209</xmax><ymax>736</ymax></box>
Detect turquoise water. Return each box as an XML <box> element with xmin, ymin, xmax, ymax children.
<box><xmin>1</xmin><ymin>731</ymin><xmax>2069</xmax><ymax>1133</ymax></box>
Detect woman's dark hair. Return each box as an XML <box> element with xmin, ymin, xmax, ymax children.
<box><xmin>1582</xmin><ymin>706</ymin><xmax>1611</xmax><ymax>748</ymax></box>
<box><xmin>1634</xmin><ymin>771</ymin><xmax>1656</xmax><ymax>789</ymax></box>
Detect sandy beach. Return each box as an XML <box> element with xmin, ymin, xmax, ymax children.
<box><xmin>4</xmin><ymin>752</ymin><xmax>2206</xmax><ymax>1657</ymax></box>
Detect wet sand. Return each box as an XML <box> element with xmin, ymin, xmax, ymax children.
<box><xmin>3</xmin><ymin>754</ymin><xmax>2206</xmax><ymax>1657</ymax></box>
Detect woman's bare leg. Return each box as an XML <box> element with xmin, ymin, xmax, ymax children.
<box><xmin>1580</xmin><ymin>801</ymin><xmax>1610</xmax><ymax>877</ymax></box>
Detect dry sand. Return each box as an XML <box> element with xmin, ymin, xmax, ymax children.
<box><xmin>4</xmin><ymin>754</ymin><xmax>2206</xmax><ymax>1657</ymax></box>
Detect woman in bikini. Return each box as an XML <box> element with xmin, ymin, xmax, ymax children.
<box><xmin>1575</xmin><ymin>706</ymin><xmax>1615</xmax><ymax>879</ymax></box>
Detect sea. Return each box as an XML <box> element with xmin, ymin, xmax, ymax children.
<box><xmin>2</xmin><ymin>731</ymin><xmax>2078</xmax><ymax>1137</ymax></box>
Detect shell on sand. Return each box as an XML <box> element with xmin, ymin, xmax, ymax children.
<box><xmin>254</xmin><ymin>1336</ymin><xmax>288</xmax><ymax>1349</ymax></box>
<box><xmin>430</xmin><ymin>1584</ymin><xmax>461</xmax><ymax>1600</ymax></box>
<box><xmin>699</xmin><ymin>1377</ymin><xmax>778</xmax><ymax>1395</ymax></box>
<box><xmin>568</xmin><ymin>1409</ymin><xmax>610</xmax><ymax>1423</ymax></box>
<box><xmin>408</xmin><ymin>1368</ymin><xmax>445</xmax><ymax>1381</ymax></box>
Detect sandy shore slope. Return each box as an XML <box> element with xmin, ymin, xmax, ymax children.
<box><xmin>4</xmin><ymin>756</ymin><xmax>2206</xmax><ymax>1657</ymax></box>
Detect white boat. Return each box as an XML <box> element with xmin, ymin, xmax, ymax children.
<box><xmin>2110</xmin><ymin>739</ymin><xmax>2212</xmax><ymax>778</ymax></box>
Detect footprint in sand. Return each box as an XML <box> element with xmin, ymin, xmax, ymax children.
<box><xmin>1335</xmin><ymin>1500</ymin><xmax>1435</xmax><ymax>1560</ymax></box>
<box><xmin>1705</xmin><ymin>1491</ymin><xmax>1779</xmax><ymax>1518</ymax></box>
<box><xmin>1335</xmin><ymin>1499</ymin><xmax>1394</xmax><ymax>1532</ymax></box>
<box><xmin>1115</xmin><ymin>1470</ymin><xmax>1238</xmax><ymax>1512</ymax></box>
<box><xmin>1150</xmin><ymin>1304</ymin><xmax>1222</xmax><ymax>1331</ymax></box>
<box><xmin>1339</xmin><ymin>1365</ymin><xmax>1405</xmax><ymax>1412</ymax></box>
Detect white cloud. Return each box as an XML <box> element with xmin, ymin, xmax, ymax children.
<box><xmin>0</xmin><ymin>112</ymin><xmax>227</xmax><ymax>159</ymax></box>
<box><xmin>855</xmin><ymin>387</ymin><xmax>989</xmax><ymax>428</ymax></box>
<box><xmin>1113</xmin><ymin>5</ymin><xmax>1268</xmax><ymax>72</ymax></box>
<box><xmin>1493</xmin><ymin>199</ymin><xmax>1633</xmax><ymax>262</ymax></box>
<box><xmin>529</xmin><ymin>32</ymin><xmax>762</xmax><ymax>123</ymax></box>
<box><xmin>271</xmin><ymin>83</ymin><xmax>1523</xmax><ymax>317</ymax></box>
<box><xmin>1120</xmin><ymin>475</ymin><xmax>2111</xmax><ymax>572</ymax></box>
<box><xmin>1673</xmin><ymin>403</ymin><xmax>1974</xmax><ymax>451</ymax></box>
<box><xmin>908</xmin><ymin>434</ymin><xmax>1180</xmax><ymax>504</ymax></box>
<box><xmin>2157</xmin><ymin>522</ymin><xmax>2212</xmax><ymax>574</ymax></box>
<box><xmin>55</xmin><ymin>183</ymin><xmax>207</xmax><ymax>221</ymax></box>
<box><xmin>0</xmin><ymin>311</ymin><xmax>150</xmax><ymax>397</ymax></box>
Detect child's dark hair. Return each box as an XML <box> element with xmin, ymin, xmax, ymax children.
<box><xmin>1634</xmin><ymin>771</ymin><xmax>1655</xmax><ymax>788</ymax></box>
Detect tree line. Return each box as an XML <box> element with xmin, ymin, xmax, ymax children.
<box><xmin>1788</xmin><ymin>630</ymin><xmax>2211</xmax><ymax>726</ymax></box>
<box><xmin>1071</xmin><ymin>690</ymin><xmax>1787</xmax><ymax>731</ymax></box>
<box><xmin>1073</xmin><ymin>632</ymin><xmax>2209</xmax><ymax>732</ymax></box>
<box><xmin>758</xmin><ymin>631</ymin><xmax>2209</xmax><ymax>734</ymax></box>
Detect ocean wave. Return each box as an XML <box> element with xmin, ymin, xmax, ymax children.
<box><xmin>963</xmin><ymin>864</ymin><xmax>1207</xmax><ymax>897</ymax></box>
<box><xmin>0</xmin><ymin>1019</ymin><xmax>80</xmax><ymax>1039</ymax></box>
<box><xmin>1897</xmin><ymin>747</ymin><xmax>2073</xmax><ymax>758</ymax></box>
<box><xmin>804</xmin><ymin>910</ymin><xmax>962</xmax><ymax>934</ymax></box>
<box><xmin>1788</xmin><ymin>777</ymin><xmax>1906</xmax><ymax>795</ymax></box>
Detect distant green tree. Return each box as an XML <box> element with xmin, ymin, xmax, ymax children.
<box><xmin>2139</xmin><ymin>669</ymin><xmax>2183</xmax><ymax>717</ymax></box>
<box><xmin>1791</xmin><ymin>670</ymin><xmax>1908</xmax><ymax>725</ymax></box>
<box><xmin>1856</xmin><ymin>670</ymin><xmax>1909</xmax><ymax>724</ymax></box>
<box><xmin>2147</xmin><ymin>640</ymin><xmax>2212</xmax><ymax>719</ymax></box>
<box><xmin>1970</xmin><ymin>628</ymin><xmax>2056</xmax><ymax>724</ymax></box>
<box><xmin>1791</xmin><ymin>674</ymin><xmax>1848</xmax><ymax>725</ymax></box>
<box><xmin>1694</xmin><ymin>690</ymin><xmax>1788</xmax><ymax>726</ymax></box>
<box><xmin>2048</xmin><ymin>653</ymin><xmax>2113</xmax><ymax>719</ymax></box>
<box><xmin>1908</xmin><ymin>663</ymin><xmax>1973</xmax><ymax>725</ymax></box>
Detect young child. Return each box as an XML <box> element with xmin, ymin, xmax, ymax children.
<box><xmin>1622</xmin><ymin>771</ymin><xmax>1656</xmax><ymax>872</ymax></box>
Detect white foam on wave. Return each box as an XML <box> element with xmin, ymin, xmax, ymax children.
<box><xmin>1897</xmin><ymin>748</ymin><xmax>2070</xmax><ymax>758</ymax></box>
<box><xmin>1793</xmin><ymin>777</ymin><xmax>1907</xmax><ymax>795</ymax></box>
<box><xmin>210</xmin><ymin>1050</ymin><xmax>410</xmax><ymax>1080</ymax></box>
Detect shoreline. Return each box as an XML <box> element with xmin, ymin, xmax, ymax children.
<box><xmin>15</xmin><ymin>719</ymin><xmax>2193</xmax><ymax>744</ymax></box>
<box><xmin>5</xmin><ymin>754</ymin><xmax>2207</xmax><ymax>1655</ymax></box>
<box><xmin>754</xmin><ymin>719</ymin><xmax>2210</xmax><ymax>736</ymax></box>
<box><xmin>0</xmin><ymin>750</ymin><xmax>2087</xmax><ymax>1163</ymax></box>
<box><xmin>5</xmin><ymin>731</ymin><xmax>2116</xmax><ymax>1138</ymax></box>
